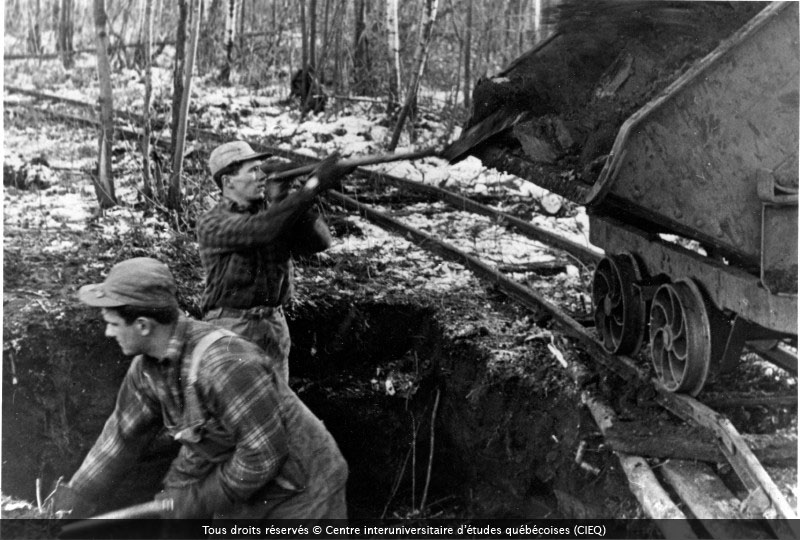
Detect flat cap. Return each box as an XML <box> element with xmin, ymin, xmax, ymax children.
<box><xmin>78</xmin><ymin>257</ymin><xmax>178</xmax><ymax>309</ymax></box>
<box><xmin>209</xmin><ymin>141</ymin><xmax>272</xmax><ymax>177</ymax></box>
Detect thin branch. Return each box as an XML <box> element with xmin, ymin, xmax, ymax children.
<box><xmin>419</xmin><ymin>387</ymin><xmax>441</xmax><ymax>512</ymax></box>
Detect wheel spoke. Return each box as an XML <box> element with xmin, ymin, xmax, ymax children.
<box><xmin>672</xmin><ymin>331</ymin><xmax>687</xmax><ymax>359</ymax></box>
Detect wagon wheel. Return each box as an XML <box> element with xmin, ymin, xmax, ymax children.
<box><xmin>648</xmin><ymin>280</ymin><xmax>711</xmax><ymax>396</ymax></box>
<box><xmin>592</xmin><ymin>253</ymin><xmax>646</xmax><ymax>355</ymax></box>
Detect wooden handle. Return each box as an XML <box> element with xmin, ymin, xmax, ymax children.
<box><xmin>59</xmin><ymin>499</ymin><xmax>174</xmax><ymax>537</ymax></box>
<box><xmin>264</xmin><ymin>148</ymin><xmax>438</xmax><ymax>182</ymax></box>
<box><xmin>90</xmin><ymin>498</ymin><xmax>174</xmax><ymax>519</ymax></box>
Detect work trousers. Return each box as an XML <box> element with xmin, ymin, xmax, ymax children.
<box><xmin>204</xmin><ymin>306</ymin><xmax>291</xmax><ymax>381</ymax></box>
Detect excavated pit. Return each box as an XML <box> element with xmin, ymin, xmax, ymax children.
<box><xmin>2</xmin><ymin>295</ymin><xmax>644</xmax><ymax>525</ymax></box>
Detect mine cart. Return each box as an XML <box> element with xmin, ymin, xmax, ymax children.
<box><xmin>586</xmin><ymin>2</ymin><xmax>798</xmax><ymax>395</ymax></box>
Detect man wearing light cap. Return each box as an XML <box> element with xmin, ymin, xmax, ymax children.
<box><xmin>197</xmin><ymin>140</ymin><xmax>354</xmax><ymax>381</ymax></box>
<box><xmin>46</xmin><ymin>257</ymin><xmax>349</xmax><ymax>520</ymax></box>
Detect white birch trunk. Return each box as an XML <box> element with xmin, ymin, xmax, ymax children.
<box><xmin>141</xmin><ymin>0</ymin><xmax>155</xmax><ymax>200</ymax></box>
<box><xmin>387</xmin><ymin>0</ymin><xmax>439</xmax><ymax>151</ymax></box>
<box><xmin>224</xmin><ymin>0</ymin><xmax>237</xmax><ymax>69</ymax></box>
<box><xmin>93</xmin><ymin>0</ymin><xmax>117</xmax><ymax>207</ymax></box>
<box><xmin>386</xmin><ymin>0</ymin><xmax>401</xmax><ymax>107</ymax></box>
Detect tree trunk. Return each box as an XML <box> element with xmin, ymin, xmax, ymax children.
<box><xmin>168</xmin><ymin>0</ymin><xmax>201</xmax><ymax>212</ymax></box>
<box><xmin>57</xmin><ymin>0</ymin><xmax>75</xmax><ymax>69</ymax></box>
<box><xmin>388</xmin><ymin>0</ymin><xmax>439</xmax><ymax>151</ymax></box>
<box><xmin>238</xmin><ymin>0</ymin><xmax>246</xmax><ymax>52</ymax></box>
<box><xmin>502</xmin><ymin>0</ymin><xmax>512</xmax><ymax>65</ymax></box>
<box><xmin>463</xmin><ymin>0</ymin><xmax>473</xmax><ymax>112</ymax></box>
<box><xmin>301</xmin><ymin>0</ymin><xmax>320</xmax><ymax>115</ymax></box>
<box><xmin>198</xmin><ymin>0</ymin><xmax>221</xmax><ymax>71</ymax></box>
<box><xmin>333</xmin><ymin>0</ymin><xmax>343</xmax><ymax>98</ymax></box>
<box><xmin>27</xmin><ymin>0</ymin><xmax>42</xmax><ymax>55</ymax></box>
<box><xmin>93</xmin><ymin>0</ymin><xmax>117</xmax><ymax>208</ymax></box>
<box><xmin>308</xmin><ymin>0</ymin><xmax>316</xmax><ymax>72</ymax></box>
<box><xmin>300</xmin><ymin>0</ymin><xmax>308</xmax><ymax>88</ymax></box>
<box><xmin>141</xmin><ymin>0</ymin><xmax>156</xmax><ymax>200</ymax></box>
<box><xmin>322</xmin><ymin>0</ymin><xmax>331</xmax><ymax>55</ymax></box>
<box><xmin>353</xmin><ymin>0</ymin><xmax>368</xmax><ymax>93</ymax></box>
<box><xmin>171</xmin><ymin>0</ymin><xmax>189</xmax><ymax>155</ymax></box>
<box><xmin>518</xmin><ymin>0</ymin><xmax>528</xmax><ymax>56</ymax></box>
<box><xmin>386</xmin><ymin>0</ymin><xmax>401</xmax><ymax>110</ymax></box>
<box><xmin>220</xmin><ymin>0</ymin><xmax>237</xmax><ymax>82</ymax></box>
<box><xmin>169</xmin><ymin>0</ymin><xmax>202</xmax><ymax>212</ymax></box>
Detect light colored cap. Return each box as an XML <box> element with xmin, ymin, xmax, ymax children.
<box><xmin>209</xmin><ymin>141</ymin><xmax>272</xmax><ymax>177</ymax></box>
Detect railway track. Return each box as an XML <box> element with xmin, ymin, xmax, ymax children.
<box><xmin>5</xmin><ymin>92</ymin><xmax>797</xmax><ymax>537</ymax></box>
<box><xmin>326</xmin><ymin>192</ymin><xmax>798</xmax><ymax>537</ymax></box>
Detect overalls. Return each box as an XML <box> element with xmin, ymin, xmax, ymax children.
<box><xmin>162</xmin><ymin>330</ymin><xmax>348</xmax><ymax>519</ymax></box>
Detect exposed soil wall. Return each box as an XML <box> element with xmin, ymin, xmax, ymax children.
<box><xmin>3</xmin><ymin>292</ymin><xmax>642</xmax><ymax>524</ymax></box>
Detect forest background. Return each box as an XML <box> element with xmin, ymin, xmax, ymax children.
<box><xmin>4</xmin><ymin>0</ymin><xmax>557</xmax><ymax>214</ymax></box>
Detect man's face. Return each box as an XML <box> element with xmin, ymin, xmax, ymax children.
<box><xmin>225</xmin><ymin>161</ymin><xmax>266</xmax><ymax>204</ymax></box>
<box><xmin>102</xmin><ymin>308</ymin><xmax>147</xmax><ymax>356</ymax></box>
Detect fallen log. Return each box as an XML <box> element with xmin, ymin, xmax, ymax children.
<box><xmin>661</xmin><ymin>460</ymin><xmax>772</xmax><ymax>536</ymax></box>
<box><xmin>497</xmin><ymin>261</ymin><xmax>567</xmax><ymax>276</ymax></box>
<box><xmin>701</xmin><ymin>392</ymin><xmax>797</xmax><ymax>409</ymax></box>
<box><xmin>580</xmin><ymin>392</ymin><xmax>696</xmax><ymax>534</ymax></box>
<box><xmin>604</xmin><ymin>421</ymin><xmax>797</xmax><ymax>466</ymax></box>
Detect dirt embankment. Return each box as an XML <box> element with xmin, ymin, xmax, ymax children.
<box><xmin>3</xmin><ymin>216</ymin><xmax>642</xmax><ymax>523</ymax></box>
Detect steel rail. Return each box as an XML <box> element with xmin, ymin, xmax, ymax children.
<box><xmin>328</xmin><ymin>191</ymin><xmax>798</xmax><ymax>532</ymax></box>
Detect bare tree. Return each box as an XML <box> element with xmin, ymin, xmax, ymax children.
<box><xmin>517</xmin><ymin>0</ymin><xmax>528</xmax><ymax>57</ymax></box>
<box><xmin>238</xmin><ymin>0</ymin><xmax>246</xmax><ymax>51</ymax></box>
<box><xmin>26</xmin><ymin>0</ymin><xmax>42</xmax><ymax>55</ymax></box>
<box><xmin>386</xmin><ymin>0</ymin><xmax>401</xmax><ymax>110</ymax></box>
<box><xmin>93</xmin><ymin>0</ymin><xmax>117</xmax><ymax>208</ymax></box>
<box><xmin>301</xmin><ymin>0</ymin><xmax>322</xmax><ymax>115</ymax></box>
<box><xmin>169</xmin><ymin>0</ymin><xmax>202</xmax><ymax>212</ymax></box>
<box><xmin>198</xmin><ymin>0</ymin><xmax>222</xmax><ymax>71</ymax></box>
<box><xmin>141</xmin><ymin>0</ymin><xmax>158</xmax><ymax>201</ymax></box>
<box><xmin>309</xmin><ymin>0</ymin><xmax>317</xmax><ymax>73</ymax></box>
<box><xmin>171</xmin><ymin>0</ymin><xmax>189</xmax><ymax>155</ymax></box>
<box><xmin>353</xmin><ymin>0</ymin><xmax>369</xmax><ymax>93</ymax></box>
<box><xmin>57</xmin><ymin>0</ymin><xmax>76</xmax><ymax>69</ymax></box>
<box><xmin>388</xmin><ymin>0</ymin><xmax>440</xmax><ymax>151</ymax></box>
<box><xmin>332</xmin><ymin>0</ymin><xmax>344</xmax><ymax>98</ymax></box>
<box><xmin>463</xmin><ymin>0</ymin><xmax>473</xmax><ymax>112</ymax></box>
<box><xmin>300</xmin><ymin>0</ymin><xmax>308</xmax><ymax>85</ymax></box>
<box><xmin>220</xmin><ymin>0</ymin><xmax>238</xmax><ymax>82</ymax></box>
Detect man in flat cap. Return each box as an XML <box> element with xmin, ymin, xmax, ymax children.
<box><xmin>197</xmin><ymin>141</ymin><xmax>355</xmax><ymax>381</ymax></box>
<box><xmin>46</xmin><ymin>257</ymin><xmax>348</xmax><ymax>520</ymax></box>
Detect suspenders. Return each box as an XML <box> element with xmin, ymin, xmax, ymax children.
<box><xmin>173</xmin><ymin>329</ymin><xmax>237</xmax><ymax>443</ymax></box>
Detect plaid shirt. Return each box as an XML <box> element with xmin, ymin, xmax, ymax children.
<box><xmin>197</xmin><ymin>194</ymin><xmax>327</xmax><ymax>313</ymax></box>
<box><xmin>68</xmin><ymin>316</ymin><xmax>288</xmax><ymax>503</ymax></box>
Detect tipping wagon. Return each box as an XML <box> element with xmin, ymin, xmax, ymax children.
<box><xmin>585</xmin><ymin>2</ymin><xmax>798</xmax><ymax>395</ymax></box>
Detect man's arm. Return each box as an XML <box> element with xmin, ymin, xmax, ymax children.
<box><xmin>62</xmin><ymin>358</ymin><xmax>162</xmax><ymax>509</ymax></box>
<box><xmin>289</xmin><ymin>206</ymin><xmax>332</xmax><ymax>257</ymax></box>
<box><xmin>198</xmin><ymin>158</ymin><xmax>355</xmax><ymax>252</ymax></box>
<box><xmin>198</xmin><ymin>188</ymin><xmax>318</xmax><ymax>251</ymax></box>
<box><xmin>201</xmin><ymin>352</ymin><xmax>290</xmax><ymax>504</ymax></box>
